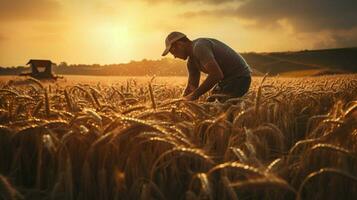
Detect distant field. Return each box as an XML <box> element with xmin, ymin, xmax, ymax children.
<box><xmin>245</xmin><ymin>47</ymin><xmax>357</xmax><ymax>74</ymax></box>
<box><xmin>278</xmin><ymin>69</ymin><xmax>348</xmax><ymax>77</ymax></box>
<box><xmin>0</xmin><ymin>74</ymin><xmax>357</xmax><ymax>200</ymax></box>
<box><xmin>0</xmin><ymin>75</ymin><xmax>188</xmax><ymax>86</ymax></box>
<box><xmin>279</xmin><ymin>69</ymin><xmax>324</xmax><ymax>77</ymax></box>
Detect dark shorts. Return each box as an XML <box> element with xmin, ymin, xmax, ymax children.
<box><xmin>212</xmin><ymin>76</ymin><xmax>251</xmax><ymax>97</ymax></box>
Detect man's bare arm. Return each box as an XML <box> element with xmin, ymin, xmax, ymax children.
<box><xmin>183</xmin><ymin>64</ymin><xmax>200</xmax><ymax>96</ymax></box>
<box><xmin>190</xmin><ymin>60</ymin><xmax>224</xmax><ymax>99</ymax></box>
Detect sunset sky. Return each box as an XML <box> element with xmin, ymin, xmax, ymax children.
<box><xmin>1</xmin><ymin>0</ymin><xmax>357</xmax><ymax>67</ymax></box>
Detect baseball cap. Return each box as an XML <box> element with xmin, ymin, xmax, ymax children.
<box><xmin>161</xmin><ymin>31</ymin><xmax>187</xmax><ymax>56</ymax></box>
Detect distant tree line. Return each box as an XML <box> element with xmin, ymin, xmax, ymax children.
<box><xmin>0</xmin><ymin>58</ymin><xmax>188</xmax><ymax>76</ymax></box>
<box><xmin>0</xmin><ymin>66</ymin><xmax>27</xmax><ymax>75</ymax></box>
<box><xmin>1</xmin><ymin>47</ymin><xmax>356</xmax><ymax>76</ymax></box>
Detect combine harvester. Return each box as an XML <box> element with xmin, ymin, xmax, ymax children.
<box><xmin>20</xmin><ymin>59</ymin><xmax>62</xmax><ymax>80</ymax></box>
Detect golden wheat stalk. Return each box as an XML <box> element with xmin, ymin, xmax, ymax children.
<box><xmin>189</xmin><ymin>173</ymin><xmax>213</xmax><ymax>200</ymax></box>
<box><xmin>309</xmin><ymin>143</ymin><xmax>354</xmax><ymax>158</ymax></box>
<box><xmin>255</xmin><ymin>73</ymin><xmax>269</xmax><ymax>114</ymax></box>
<box><xmin>32</xmin><ymin>100</ymin><xmax>44</xmax><ymax>117</ymax></box>
<box><xmin>44</xmin><ymin>89</ymin><xmax>50</xmax><ymax>118</ymax></box>
<box><xmin>221</xmin><ymin>176</ymin><xmax>238</xmax><ymax>200</ymax></box>
<box><xmin>0</xmin><ymin>175</ymin><xmax>24</xmax><ymax>200</ymax></box>
<box><xmin>230</xmin><ymin>176</ymin><xmax>296</xmax><ymax>194</ymax></box>
<box><xmin>208</xmin><ymin>161</ymin><xmax>265</xmax><ymax>177</ymax></box>
<box><xmin>297</xmin><ymin>168</ymin><xmax>357</xmax><ymax>200</ymax></box>
<box><xmin>151</xmin><ymin>146</ymin><xmax>214</xmax><ymax>179</ymax></box>
<box><xmin>148</xmin><ymin>82</ymin><xmax>156</xmax><ymax>110</ymax></box>
<box><xmin>26</xmin><ymin>77</ymin><xmax>44</xmax><ymax>90</ymax></box>
<box><xmin>0</xmin><ymin>89</ymin><xmax>20</xmax><ymax>97</ymax></box>
<box><xmin>64</xmin><ymin>89</ymin><xmax>73</xmax><ymax>112</ymax></box>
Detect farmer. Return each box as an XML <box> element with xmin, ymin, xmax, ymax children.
<box><xmin>161</xmin><ymin>31</ymin><xmax>252</xmax><ymax>101</ymax></box>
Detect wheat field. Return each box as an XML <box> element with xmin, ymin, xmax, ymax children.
<box><xmin>0</xmin><ymin>74</ymin><xmax>356</xmax><ymax>200</ymax></box>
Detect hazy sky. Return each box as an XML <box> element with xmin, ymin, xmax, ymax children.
<box><xmin>1</xmin><ymin>0</ymin><xmax>357</xmax><ymax>66</ymax></box>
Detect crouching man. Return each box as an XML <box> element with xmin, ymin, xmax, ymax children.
<box><xmin>162</xmin><ymin>31</ymin><xmax>252</xmax><ymax>101</ymax></box>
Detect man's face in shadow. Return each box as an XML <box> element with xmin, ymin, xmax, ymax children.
<box><xmin>169</xmin><ymin>41</ymin><xmax>188</xmax><ymax>60</ymax></box>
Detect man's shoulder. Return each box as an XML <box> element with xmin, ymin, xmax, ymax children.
<box><xmin>193</xmin><ymin>38</ymin><xmax>213</xmax><ymax>47</ymax></box>
<box><xmin>192</xmin><ymin>38</ymin><xmax>214</xmax><ymax>56</ymax></box>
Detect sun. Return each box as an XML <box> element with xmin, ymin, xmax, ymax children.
<box><xmin>91</xmin><ymin>22</ymin><xmax>133</xmax><ymax>62</ymax></box>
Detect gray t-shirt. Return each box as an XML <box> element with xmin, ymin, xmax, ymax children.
<box><xmin>188</xmin><ymin>38</ymin><xmax>252</xmax><ymax>78</ymax></box>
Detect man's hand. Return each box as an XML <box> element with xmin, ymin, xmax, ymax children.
<box><xmin>182</xmin><ymin>84</ymin><xmax>196</xmax><ymax>97</ymax></box>
<box><xmin>182</xmin><ymin>93</ymin><xmax>199</xmax><ymax>101</ymax></box>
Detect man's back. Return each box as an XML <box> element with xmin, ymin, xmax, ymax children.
<box><xmin>188</xmin><ymin>38</ymin><xmax>252</xmax><ymax>78</ymax></box>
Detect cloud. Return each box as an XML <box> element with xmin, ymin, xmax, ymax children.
<box><xmin>0</xmin><ymin>0</ymin><xmax>62</xmax><ymax>21</ymax></box>
<box><xmin>328</xmin><ymin>28</ymin><xmax>357</xmax><ymax>48</ymax></box>
<box><xmin>180</xmin><ymin>0</ymin><xmax>357</xmax><ymax>32</ymax></box>
<box><xmin>235</xmin><ymin>0</ymin><xmax>357</xmax><ymax>32</ymax></box>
